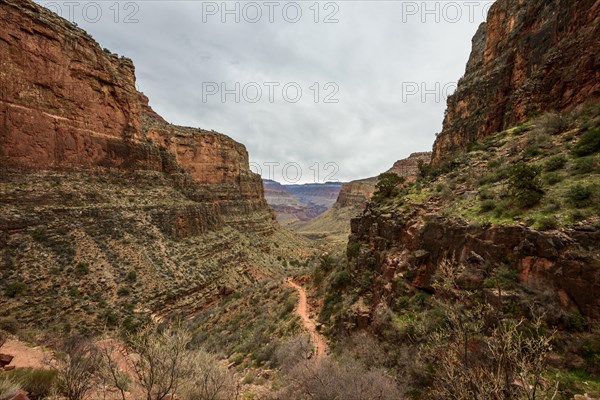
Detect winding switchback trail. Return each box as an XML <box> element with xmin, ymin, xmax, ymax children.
<box><xmin>286</xmin><ymin>278</ymin><xmax>329</xmax><ymax>360</ymax></box>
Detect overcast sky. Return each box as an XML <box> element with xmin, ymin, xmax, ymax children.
<box><xmin>36</xmin><ymin>0</ymin><xmax>492</xmax><ymax>183</ymax></box>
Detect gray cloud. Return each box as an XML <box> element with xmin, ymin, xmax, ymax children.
<box><xmin>35</xmin><ymin>0</ymin><xmax>489</xmax><ymax>183</ymax></box>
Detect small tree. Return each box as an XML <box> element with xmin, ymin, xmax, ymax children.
<box><xmin>421</xmin><ymin>261</ymin><xmax>558</xmax><ymax>400</ymax></box>
<box><xmin>97</xmin><ymin>338</ymin><xmax>131</xmax><ymax>400</ymax></box>
<box><xmin>508</xmin><ymin>163</ymin><xmax>544</xmax><ymax>208</ymax></box>
<box><xmin>128</xmin><ymin>324</ymin><xmax>192</xmax><ymax>400</ymax></box>
<box><xmin>374</xmin><ymin>172</ymin><xmax>405</xmax><ymax>199</ymax></box>
<box><xmin>181</xmin><ymin>350</ymin><xmax>239</xmax><ymax>400</ymax></box>
<box><xmin>55</xmin><ymin>337</ymin><xmax>101</xmax><ymax>400</ymax></box>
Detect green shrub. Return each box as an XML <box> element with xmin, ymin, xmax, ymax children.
<box><xmin>508</xmin><ymin>163</ymin><xmax>544</xmax><ymax>208</ymax></box>
<box><xmin>536</xmin><ymin>112</ymin><xmax>569</xmax><ymax>135</ymax></box>
<box><xmin>478</xmin><ymin>168</ymin><xmax>509</xmax><ymax>186</ymax></box>
<box><xmin>567</xmin><ymin>184</ymin><xmax>594</xmax><ymax>208</ymax></box>
<box><xmin>571</xmin><ymin>156</ymin><xmax>598</xmax><ymax>175</ymax></box>
<box><xmin>537</xmin><ymin>216</ymin><xmax>558</xmax><ymax>231</ymax></box>
<box><xmin>5</xmin><ymin>368</ymin><xmax>57</xmax><ymax>400</ymax></box>
<box><xmin>542</xmin><ymin>199</ymin><xmax>561</xmax><ymax>213</ymax></box>
<box><xmin>543</xmin><ymin>172</ymin><xmax>564</xmax><ymax>185</ymax></box>
<box><xmin>544</xmin><ymin>155</ymin><xmax>567</xmax><ymax>171</ymax></box>
<box><xmin>331</xmin><ymin>270</ymin><xmax>350</xmax><ymax>290</ymax></box>
<box><xmin>74</xmin><ymin>262</ymin><xmax>89</xmax><ymax>276</ymax></box>
<box><xmin>572</xmin><ymin>127</ymin><xmax>600</xmax><ymax>157</ymax></box>
<box><xmin>570</xmin><ymin>210</ymin><xmax>588</xmax><ymax>222</ymax></box>
<box><xmin>374</xmin><ymin>172</ymin><xmax>405</xmax><ymax>199</ymax></box>
<box><xmin>67</xmin><ymin>286</ymin><xmax>79</xmax><ymax>297</ymax></box>
<box><xmin>30</xmin><ymin>228</ymin><xmax>46</xmax><ymax>242</ymax></box>
<box><xmin>117</xmin><ymin>286</ymin><xmax>131</xmax><ymax>296</ymax></box>
<box><xmin>4</xmin><ymin>282</ymin><xmax>26</xmax><ymax>298</ymax></box>
<box><xmin>347</xmin><ymin>242</ymin><xmax>361</xmax><ymax>259</ymax></box>
<box><xmin>319</xmin><ymin>254</ymin><xmax>335</xmax><ymax>273</ymax></box>
<box><xmin>126</xmin><ymin>270</ymin><xmax>137</xmax><ymax>282</ymax></box>
<box><xmin>565</xmin><ymin>313</ymin><xmax>586</xmax><ymax>332</ymax></box>
<box><xmin>522</xmin><ymin>145</ymin><xmax>542</xmax><ymax>160</ymax></box>
<box><xmin>0</xmin><ymin>317</ymin><xmax>19</xmax><ymax>334</ymax></box>
<box><xmin>480</xmin><ymin>199</ymin><xmax>496</xmax><ymax>212</ymax></box>
<box><xmin>478</xmin><ymin>190</ymin><xmax>495</xmax><ymax>200</ymax></box>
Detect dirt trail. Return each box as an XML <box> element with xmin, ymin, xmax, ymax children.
<box><xmin>285</xmin><ymin>279</ymin><xmax>328</xmax><ymax>360</ymax></box>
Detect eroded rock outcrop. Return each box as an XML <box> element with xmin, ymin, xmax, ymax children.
<box><xmin>349</xmin><ymin>213</ymin><xmax>600</xmax><ymax>319</ymax></box>
<box><xmin>432</xmin><ymin>0</ymin><xmax>600</xmax><ymax>162</ymax></box>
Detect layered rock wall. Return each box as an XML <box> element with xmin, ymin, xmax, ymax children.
<box><xmin>0</xmin><ymin>0</ymin><xmax>264</xmax><ymax>205</ymax></box>
<box><xmin>432</xmin><ymin>0</ymin><xmax>600</xmax><ymax>162</ymax></box>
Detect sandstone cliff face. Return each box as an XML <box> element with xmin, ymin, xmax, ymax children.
<box><xmin>0</xmin><ymin>0</ymin><xmax>263</xmax><ymax>204</ymax></box>
<box><xmin>432</xmin><ymin>0</ymin><xmax>600</xmax><ymax>162</ymax></box>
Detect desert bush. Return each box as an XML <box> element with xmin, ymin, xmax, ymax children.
<box><xmin>128</xmin><ymin>324</ymin><xmax>192</xmax><ymax>400</ymax></box>
<box><xmin>508</xmin><ymin>163</ymin><xmax>544</xmax><ymax>208</ymax></box>
<box><xmin>347</xmin><ymin>242</ymin><xmax>361</xmax><ymax>259</ymax></box>
<box><xmin>544</xmin><ymin>155</ymin><xmax>567</xmax><ymax>171</ymax></box>
<box><xmin>284</xmin><ymin>357</ymin><xmax>402</xmax><ymax>400</ymax></box>
<box><xmin>571</xmin><ymin>156</ymin><xmax>598</xmax><ymax>175</ymax></box>
<box><xmin>97</xmin><ymin>339</ymin><xmax>131</xmax><ymax>400</ymax></box>
<box><xmin>181</xmin><ymin>350</ymin><xmax>239</xmax><ymax>400</ymax></box>
<box><xmin>537</xmin><ymin>216</ymin><xmax>559</xmax><ymax>231</ymax></box>
<box><xmin>275</xmin><ymin>334</ymin><xmax>313</xmax><ymax>372</ymax></box>
<box><xmin>0</xmin><ymin>317</ymin><xmax>19</xmax><ymax>334</ymax></box>
<box><xmin>536</xmin><ymin>112</ymin><xmax>569</xmax><ymax>135</ymax></box>
<box><xmin>4</xmin><ymin>281</ymin><xmax>26</xmax><ymax>298</ymax></box>
<box><xmin>55</xmin><ymin>337</ymin><xmax>101</xmax><ymax>400</ymax></box>
<box><xmin>543</xmin><ymin>172</ymin><xmax>564</xmax><ymax>185</ymax></box>
<box><xmin>572</xmin><ymin>127</ymin><xmax>600</xmax><ymax>157</ymax></box>
<box><xmin>480</xmin><ymin>199</ymin><xmax>496</xmax><ymax>212</ymax></box>
<box><xmin>330</xmin><ymin>269</ymin><xmax>350</xmax><ymax>290</ymax></box>
<box><xmin>5</xmin><ymin>368</ymin><xmax>57</xmax><ymax>400</ymax></box>
<box><xmin>478</xmin><ymin>168</ymin><xmax>509</xmax><ymax>186</ymax></box>
<box><xmin>422</xmin><ymin>262</ymin><xmax>558</xmax><ymax>400</ymax></box>
<box><xmin>567</xmin><ymin>184</ymin><xmax>594</xmax><ymax>208</ymax></box>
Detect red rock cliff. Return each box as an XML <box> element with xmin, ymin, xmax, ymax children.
<box><xmin>432</xmin><ymin>0</ymin><xmax>600</xmax><ymax>162</ymax></box>
<box><xmin>0</xmin><ymin>0</ymin><xmax>263</xmax><ymax>202</ymax></box>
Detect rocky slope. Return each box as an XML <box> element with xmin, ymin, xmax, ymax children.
<box><xmin>432</xmin><ymin>0</ymin><xmax>600</xmax><ymax>162</ymax></box>
<box><xmin>0</xmin><ymin>0</ymin><xmax>309</xmax><ymax>332</ymax></box>
<box><xmin>316</xmin><ymin>0</ymin><xmax>600</xmax><ymax>394</ymax></box>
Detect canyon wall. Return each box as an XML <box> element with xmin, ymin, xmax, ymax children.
<box><xmin>263</xmin><ymin>180</ymin><xmax>342</xmax><ymax>225</ymax></box>
<box><xmin>0</xmin><ymin>0</ymin><xmax>264</xmax><ymax>204</ymax></box>
<box><xmin>0</xmin><ymin>0</ymin><xmax>301</xmax><ymax>332</ymax></box>
<box><xmin>432</xmin><ymin>0</ymin><xmax>600</xmax><ymax>162</ymax></box>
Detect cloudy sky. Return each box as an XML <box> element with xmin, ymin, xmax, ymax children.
<box><xmin>36</xmin><ymin>0</ymin><xmax>492</xmax><ymax>183</ymax></box>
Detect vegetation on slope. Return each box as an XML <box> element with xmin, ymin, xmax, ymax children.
<box><xmin>310</xmin><ymin>103</ymin><xmax>600</xmax><ymax>399</ymax></box>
